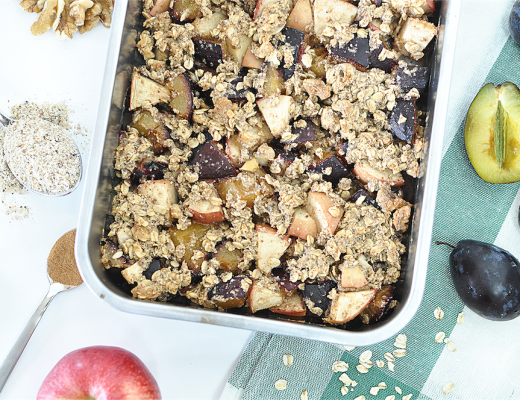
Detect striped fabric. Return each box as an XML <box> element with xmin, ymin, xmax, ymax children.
<box><xmin>221</xmin><ymin>1</ymin><xmax>520</xmax><ymax>399</ymax></box>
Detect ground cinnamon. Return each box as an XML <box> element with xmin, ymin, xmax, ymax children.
<box><xmin>47</xmin><ymin>229</ymin><xmax>83</xmax><ymax>286</ymax></box>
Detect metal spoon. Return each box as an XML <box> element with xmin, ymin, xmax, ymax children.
<box><xmin>0</xmin><ymin>109</ymin><xmax>83</xmax><ymax>196</ymax></box>
<box><xmin>0</xmin><ymin>267</ymin><xmax>81</xmax><ymax>392</ymax></box>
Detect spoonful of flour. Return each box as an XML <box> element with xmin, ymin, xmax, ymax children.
<box><xmin>1</xmin><ymin>113</ymin><xmax>82</xmax><ymax>196</ymax></box>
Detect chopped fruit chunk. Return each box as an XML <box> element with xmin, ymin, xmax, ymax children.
<box><xmin>388</xmin><ymin>99</ymin><xmax>417</xmax><ymax>143</ymax></box>
<box><xmin>130</xmin><ymin>110</ymin><xmax>170</xmax><ymax>154</ymax></box>
<box><xmin>359</xmin><ymin>285</ymin><xmax>395</xmax><ymax>324</ymax></box>
<box><xmin>169</xmin><ymin>223</ymin><xmax>212</xmax><ymax>271</ymax></box>
<box><xmin>241</xmin><ymin>158</ymin><xmax>260</xmax><ymax>172</ymax></box>
<box><xmin>261</xmin><ymin>63</ymin><xmax>285</xmax><ymax>97</ymax></box>
<box><xmin>129</xmin><ymin>72</ymin><xmax>171</xmax><ymax>111</ymax></box>
<box><xmin>350</xmin><ymin>189</ymin><xmax>379</xmax><ymax>209</ymax></box>
<box><xmin>272</xmin><ymin>269</ymin><xmax>300</xmax><ymax>293</ymax></box>
<box><xmin>306</xmin><ymin>191</ymin><xmax>343</xmax><ymax>235</ymax></box>
<box><xmin>187</xmin><ymin>189</ymin><xmax>225</xmax><ymax>224</ymax></box>
<box><xmin>209</xmin><ymin>276</ymin><xmax>252</xmax><ymax>309</ymax></box>
<box><xmin>302</xmin><ymin>280</ymin><xmax>336</xmax><ymax>316</ymax></box>
<box><xmin>216</xmin><ymin>171</ymin><xmax>274</xmax><ymax>207</ymax></box>
<box><xmin>253</xmin><ymin>0</ymin><xmax>279</xmax><ymax>19</ymax></box>
<box><xmin>192</xmin><ymin>10</ymin><xmax>226</xmax><ymax>38</ymax></box>
<box><xmin>330</xmin><ymin>35</ymin><xmax>370</xmax><ymax>70</ymax></box>
<box><xmin>368</xmin><ymin>44</ymin><xmax>397</xmax><ymax>73</ymax></box>
<box><xmin>287</xmin><ymin>208</ymin><xmax>318</xmax><ymax>240</ymax></box>
<box><xmin>324</xmin><ymin>289</ymin><xmax>376</xmax><ymax>324</ymax></box>
<box><xmin>270</xmin><ymin>291</ymin><xmax>307</xmax><ymax>316</ymax></box>
<box><xmin>340</xmin><ymin>265</ymin><xmax>368</xmax><ymax>289</ymax></box>
<box><xmin>308</xmin><ymin>156</ymin><xmax>350</xmax><ymax>186</ymax></box>
<box><xmin>279</xmin><ymin>27</ymin><xmax>305</xmax><ymax>80</ymax></box>
<box><xmin>396</xmin><ymin>65</ymin><xmax>429</xmax><ymax>94</ymax></box>
<box><xmin>143</xmin><ymin>258</ymin><xmax>163</xmax><ymax>280</ymax></box>
<box><xmin>313</xmin><ymin>0</ymin><xmax>357</xmax><ymax>36</ymax></box>
<box><xmin>190</xmin><ymin>142</ymin><xmax>237</xmax><ymax>180</ymax></box>
<box><xmin>136</xmin><ymin>180</ymin><xmax>178</xmax><ymax>225</ymax></box>
<box><xmin>395</xmin><ymin>18</ymin><xmax>437</xmax><ymax>60</ymax></box>
<box><xmin>256</xmin><ymin>95</ymin><xmax>294</xmax><ymax>137</ymax></box>
<box><xmin>308</xmin><ymin>46</ymin><xmax>328</xmax><ymax>79</ymax></box>
<box><xmin>271</xmin><ymin>140</ymin><xmax>298</xmax><ymax>163</ymax></box>
<box><xmin>212</xmin><ymin>242</ymin><xmax>244</xmax><ymax>274</ymax></box>
<box><xmin>248</xmin><ymin>276</ymin><xmax>285</xmax><ymax>313</ymax></box>
<box><xmin>256</xmin><ymin>224</ymin><xmax>292</xmax><ymax>274</ymax></box>
<box><xmin>422</xmin><ymin>0</ymin><xmax>435</xmax><ymax>14</ymax></box>
<box><xmin>242</xmin><ymin>43</ymin><xmax>264</xmax><ymax>69</ymax></box>
<box><xmin>131</xmin><ymin>161</ymin><xmax>168</xmax><ymax>185</ymax></box>
<box><xmin>193</xmin><ymin>39</ymin><xmax>225</xmax><ymax>69</ymax></box>
<box><xmin>166</xmin><ymin>73</ymin><xmax>194</xmax><ymax>120</ymax></box>
<box><xmin>150</xmin><ymin>0</ymin><xmax>171</xmax><ymax>16</ymax></box>
<box><xmin>101</xmin><ymin>239</ymin><xmax>131</xmax><ymax>269</ymax></box>
<box><xmin>226</xmin><ymin>34</ymin><xmax>254</xmax><ymax>68</ymax></box>
<box><xmin>352</xmin><ymin>160</ymin><xmax>404</xmax><ymax>187</ymax></box>
<box><xmin>286</xmin><ymin>0</ymin><xmax>313</xmax><ymax>32</ymax></box>
<box><xmin>291</xmin><ymin>118</ymin><xmax>316</xmax><ymax>144</ymax></box>
<box><xmin>170</xmin><ymin>0</ymin><xmax>202</xmax><ymax>22</ymax></box>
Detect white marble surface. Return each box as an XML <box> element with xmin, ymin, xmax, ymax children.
<box><xmin>0</xmin><ymin>3</ymin><xmax>252</xmax><ymax>399</ymax></box>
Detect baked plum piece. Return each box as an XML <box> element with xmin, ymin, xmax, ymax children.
<box><xmin>209</xmin><ymin>276</ymin><xmax>252</xmax><ymax>309</ymax></box>
<box><xmin>302</xmin><ymin>280</ymin><xmax>336</xmax><ymax>316</ymax></box>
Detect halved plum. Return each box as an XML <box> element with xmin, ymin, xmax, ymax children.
<box><xmin>189</xmin><ymin>142</ymin><xmax>237</xmax><ymax>180</ymax></box>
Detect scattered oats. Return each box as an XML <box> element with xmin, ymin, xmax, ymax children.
<box><xmin>341</xmin><ymin>386</ymin><xmax>350</xmax><ymax>396</ymax></box>
<box><xmin>384</xmin><ymin>353</ymin><xmax>395</xmax><ymax>362</ymax></box>
<box><xmin>359</xmin><ymin>350</ymin><xmax>373</xmax><ymax>363</ymax></box>
<box><xmin>354</xmin><ymin>396</ymin><xmax>366</xmax><ymax>400</ymax></box>
<box><xmin>402</xmin><ymin>394</ymin><xmax>413</xmax><ymax>400</ymax></box>
<box><xmin>352</xmin><ymin>381</ymin><xmax>358</xmax><ymax>387</ymax></box>
<box><xmin>376</xmin><ymin>360</ymin><xmax>385</xmax><ymax>368</ymax></box>
<box><xmin>301</xmin><ymin>389</ymin><xmax>308</xmax><ymax>400</ymax></box>
<box><xmin>386</xmin><ymin>396</ymin><xmax>396</xmax><ymax>400</ymax></box>
<box><xmin>393</xmin><ymin>349</ymin><xmax>406</xmax><ymax>358</ymax></box>
<box><xmin>275</xmin><ymin>379</ymin><xmax>287</xmax><ymax>390</ymax></box>
<box><xmin>370</xmin><ymin>387</ymin><xmax>381</xmax><ymax>395</ymax></box>
<box><xmin>388</xmin><ymin>361</ymin><xmax>395</xmax><ymax>371</ymax></box>
<box><xmin>344</xmin><ymin>346</ymin><xmax>356</xmax><ymax>351</ymax></box>
<box><xmin>457</xmin><ymin>312</ymin><xmax>464</xmax><ymax>324</ymax></box>
<box><xmin>442</xmin><ymin>382</ymin><xmax>454</xmax><ymax>394</ymax></box>
<box><xmin>445</xmin><ymin>339</ymin><xmax>457</xmax><ymax>352</ymax></box>
<box><xmin>356</xmin><ymin>364</ymin><xmax>369</xmax><ymax>373</ymax></box>
<box><xmin>378</xmin><ymin>383</ymin><xmax>388</xmax><ymax>389</ymax></box>
<box><xmin>395</xmin><ymin>387</ymin><xmax>402</xmax><ymax>395</ymax></box>
<box><xmin>332</xmin><ymin>360</ymin><xmax>349</xmax><ymax>372</ymax></box>
<box><xmin>283</xmin><ymin>354</ymin><xmax>294</xmax><ymax>367</ymax></box>
<box><xmin>394</xmin><ymin>334</ymin><xmax>407</xmax><ymax>349</ymax></box>
<box><xmin>339</xmin><ymin>373</ymin><xmax>352</xmax><ymax>386</ymax></box>
<box><xmin>435</xmin><ymin>332</ymin><xmax>446</xmax><ymax>343</ymax></box>
<box><xmin>434</xmin><ymin>307</ymin><xmax>445</xmax><ymax>320</ymax></box>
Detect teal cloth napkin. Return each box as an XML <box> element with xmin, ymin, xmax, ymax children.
<box><xmin>221</xmin><ymin>2</ymin><xmax>520</xmax><ymax>399</ymax></box>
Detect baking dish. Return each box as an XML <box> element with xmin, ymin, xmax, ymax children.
<box><xmin>76</xmin><ymin>0</ymin><xmax>461</xmax><ymax>345</ymax></box>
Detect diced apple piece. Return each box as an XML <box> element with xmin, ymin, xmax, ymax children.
<box><xmin>169</xmin><ymin>223</ymin><xmax>212</xmax><ymax>271</ymax></box>
<box><xmin>225</xmin><ymin>135</ymin><xmax>243</xmax><ymax>167</ymax></box>
<box><xmin>313</xmin><ymin>0</ymin><xmax>357</xmax><ymax>36</ymax></box>
<box><xmin>192</xmin><ymin>10</ymin><xmax>226</xmax><ymax>38</ymax></box>
<box><xmin>150</xmin><ymin>0</ymin><xmax>171</xmax><ymax>16</ymax></box>
<box><xmin>421</xmin><ymin>0</ymin><xmax>435</xmax><ymax>14</ymax></box>
<box><xmin>242</xmin><ymin>43</ymin><xmax>264</xmax><ymax>69</ymax></box>
<box><xmin>239</xmin><ymin>120</ymin><xmax>274</xmax><ymax>150</ymax></box>
<box><xmin>308</xmin><ymin>156</ymin><xmax>350</xmax><ymax>186</ymax></box>
<box><xmin>209</xmin><ymin>276</ymin><xmax>252</xmax><ymax>309</ymax></box>
<box><xmin>286</xmin><ymin>0</ymin><xmax>313</xmax><ymax>32</ymax></box>
<box><xmin>166</xmin><ymin>73</ymin><xmax>194</xmax><ymax>120</ymax></box>
<box><xmin>226</xmin><ymin>34</ymin><xmax>254</xmax><ymax>68</ymax></box>
<box><xmin>248</xmin><ymin>276</ymin><xmax>285</xmax><ymax>313</ymax></box>
<box><xmin>129</xmin><ymin>72</ymin><xmax>171</xmax><ymax>111</ymax></box>
<box><xmin>395</xmin><ymin>18</ymin><xmax>437</xmax><ymax>60</ymax></box>
<box><xmin>287</xmin><ymin>208</ymin><xmax>317</xmax><ymax>240</ymax></box>
<box><xmin>306</xmin><ymin>191</ymin><xmax>343</xmax><ymax>236</ymax></box>
<box><xmin>359</xmin><ymin>285</ymin><xmax>395</xmax><ymax>324</ymax></box>
<box><xmin>253</xmin><ymin>0</ymin><xmax>279</xmax><ymax>19</ymax></box>
<box><xmin>212</xmin><ymin>242</ymin><xmax>243</xmax><ymax>274</ymax></box>
<box><xmin>324</xmin><ymin>289</ymin><xmax>376</xmax><ymax>325</ymax></box>
<box><xmin>270</xmin><ymin>291</ymin><xmax>307</xmax><ymax>316</ymax></box>
<box><xmin>256</xmin><ymin>95</ymin><xmax>293</xmax><ymax>138</ymax></box>
<box><xmin>193</xmin><ymin>38</ymin><xmax>225</xmax><ymax>69</ymax></box>
<box><xmin>302</xmin><ymin>280</ymin><xmax>336</xmax><ymax>316</ymax></box>
<box><xmin>170</xmin><ymin>0</ymin><xmax>202</xmax><ymax>22</ymax></box>
<box><xmin>188</xmin><ymin>195</ymin><xmax>225</xmax><ymax>225</ymax></box>
<box><xmin>256</xmin><ymin>224</ymin><xmax>292</xmax><ymax>274</ymax></box>
<box><xmin>216</xmin><ymin>171</ymin><xmax>274</xmax><ymax>207</ymax></box>
<box><xmin>136</xmin><ymin>180</ymin><xmax>178</xmax><ymax>225</ymax></box>
<box><xmin>340</xmin><ymin>265</ymin><xmax>368</xmax><ymax>289</ymax></box>
<box><xmin>353</xmin><ymin>160</ymin><xmax>404</xmax><ymax>187</ymax></box>
<box><xmin>190</xmin><ymin>142</ymin><xmax>237</xmax><ymax>179</ymax></box>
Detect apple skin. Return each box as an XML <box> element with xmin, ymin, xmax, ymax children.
<box><xmin>37</xmin><ymin>346</ymin><xmax>161</xmax><ymax>400</ymax></box>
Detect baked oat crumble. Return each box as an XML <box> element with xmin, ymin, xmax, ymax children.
<box><xmin>101</xmin><ymin>0</ymin><xmax>438</xmax><ymax>326</ymax></box>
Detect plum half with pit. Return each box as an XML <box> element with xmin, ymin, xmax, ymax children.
<box><xmin>464</xmin><ymin>82</ymin><xmax>520</xmax><ymax>183</ymax></box>
<box><xmin>441</xmin><ymin>240</ymin><xmax>520</xmax><ymax>321</ymax></box>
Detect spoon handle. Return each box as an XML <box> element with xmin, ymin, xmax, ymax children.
<box><xmin>0</xmin><ymin>110</ymin><xmax>13</xmax><ymax>127</ymax></box>
<box><xmin>0</xmin><ymin>282</ymin><xmax>66</xmax><ymax>393</ymax></box>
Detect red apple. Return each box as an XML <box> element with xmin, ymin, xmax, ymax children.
<box><xmin>37</xmin><ymin>346</ymin><xmax>161</xmax><ymax>400</ymax></box>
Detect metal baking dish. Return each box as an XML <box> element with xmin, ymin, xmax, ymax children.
<box><xmin>76</xmin><ymin>0</ymin><xmax>461</xmax><ymax>345</ymax></box>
